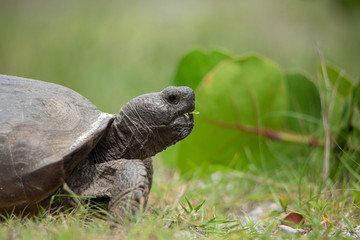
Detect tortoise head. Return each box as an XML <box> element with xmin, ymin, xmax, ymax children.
<box><xmin>127</xmin><ymin>86</ymin><xmax>195</xmax><ymax>135</ymax></box>
<box><xmin>93</xmin><ymin>86</ymin><xmax>195</xmax><ymax>161</ymax></box>
<box><xmin>120</xmin><ymin>86</ymin><xmax>195</xmax><ymax>159</ymax></box>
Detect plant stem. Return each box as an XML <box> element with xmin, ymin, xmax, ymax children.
<box><xmin>317</xmin><ymin>46</ymin><xmax>333</xmax><ymax>181</ymax></box>
<box><xmin>204</xmin><ymin>118</ymin><xmax>324</xmax><ymax>147</ymax></box>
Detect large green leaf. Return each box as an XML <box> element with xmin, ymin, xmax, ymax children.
<box><xmin>339</xmin><ymin>83</ymin><xmax>360</xmax><ymax>151</ymax></box>
<box><xmin>171</xmin><ymin>49</ymin><xmax>230</xmax><ymax>90</ymax></box>
<box><xmin>285</xmin><ymin>72</ymin><xmax>322</xmax><ymax>134</ymax></box>
<box><xmin>354</xmin><ymin>84</ymin><xmax>360</xmax><ymax>110</ymax></box>
<box><xmin>174</xmin><ymin>55</ymin><xmax>287</xmax><ymax>174</ymax></box>
<box><xmin>163</xmin><ymin>49</ymin><xmax>230</xmax><ymax>167</ymax></box>
<box><xmin>320</xmin><ymin>64</ymin><xmax>354</xmax><ymax>98</ymax></box>
<box><xmin>318</xmin><ymin>63</ymin><xmax>355</xmax><ymax>136</ymax></box>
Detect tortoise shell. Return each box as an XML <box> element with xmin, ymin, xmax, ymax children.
<box><xmin>0</xmin><ymin>75</ymin><xmax>114</xmax><ymax>211</ymax></box>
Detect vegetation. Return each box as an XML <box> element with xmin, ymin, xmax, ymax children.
<box><xmin>1</xmin><ymin>0</ymin><xmax>360</xmax><ymax>239</ymax></box>
<box><xmin>1</xmin><ymin>159</ymin><xmax>360</xmax><ymax>239</ymax></box>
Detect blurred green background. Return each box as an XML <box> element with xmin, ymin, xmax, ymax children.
<box><xmin>1</xmin><ymin>0</ymin><xmax>359</xmax><ymax>112</ymax></box>
<box><xmin>1</xmin><ymin>2</ymin><xmax>360</xmax><ymax>236</ymax></box>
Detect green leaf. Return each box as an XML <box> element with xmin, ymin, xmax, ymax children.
<box><xmin>171</xmin><ymin>49</ymin><xmax>230</xmax><ymax>90</ymax></box>
<box><xmin>279</xmin><ymin>197</ymin><xmax>289</xmax><ymax>212</ymax></box>
<box><xmin>337</xmin><ymin>83</ymin><xmax>360</xmax><ymax>154</ymax></box>
<box><xmin>354</xmin><ymin>84</ymin><xmax>360</xmax><ymax>109</ymax></box>
<box><xmin>174</xmin><ymin>54</ymin><xmax>287</xmax><ymax>174</ymax></box>
<box><xmin>320</xmin><ymin>63</ymin><xmax>354</xmax><ymax>98</ymax></box>
<box><xmin>194</xmin><ymin>200</ymin><xmax>206</xmax><ymax>212</ymax></box>
<box><xmin>179</xmin><ymin>201</ymin><xmax>191</xmax><ymax>214</ymax></box>
<box><xmin>285</xmin><ymin>72</ymin><xmax>322</xmax><ymax>133</ymax></box>
<box><xmin>185</xmin><ymin>197</ymin><xmax>193</xmax><ymax>212</ymax></box>
<box><xmin>342</xmin><ymin>213</ymin><xmax>360</xmax><ymax>238</ymax></box>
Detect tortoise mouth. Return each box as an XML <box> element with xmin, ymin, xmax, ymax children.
<box><xmin>171</xmin><ymin>112</ymin><xmax>194</xmax><ymax>140</ymax></box>
<box><xmin>171</xmin><ymin>112</ymin><xmax>194</xmax><ymax>126</ymax></box>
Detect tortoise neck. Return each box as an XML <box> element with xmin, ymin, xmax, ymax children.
<box><xmin>90</xmin><ymin>105</ymin><xmax>156</xmax><ymax>163</ymax></box>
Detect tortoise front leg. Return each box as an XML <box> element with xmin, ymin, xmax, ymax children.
<box><xmin>67</xmin><ymin>158</ymin><xmax>153</xmax><ymax>218</ymax></box>
<box><xmin>108</xmin><ymin>158</ymin><xmax>153</xmax><ymax>217</ymax></box>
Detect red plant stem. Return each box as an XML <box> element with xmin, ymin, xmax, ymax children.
<box><xmin>204</xmin><ymin>118</ymin><xmax>324</xmax><ymax>147</ymax></box>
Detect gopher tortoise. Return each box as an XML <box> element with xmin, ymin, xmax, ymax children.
<box><xmin>0</xmin><ymin>75</ymin><xmax>195</xmax><ymax>217</ymax></box>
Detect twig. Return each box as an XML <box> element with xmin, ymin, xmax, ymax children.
<box><xmin>203</xmin><ymin>118</ymin><xmax>324</xmax><ymax>146</ymax></box>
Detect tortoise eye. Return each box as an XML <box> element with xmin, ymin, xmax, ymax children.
<box><xmin>167</xmin><ymin>94</ymin><xmax>178</xmax><ymax>104</ymax></box>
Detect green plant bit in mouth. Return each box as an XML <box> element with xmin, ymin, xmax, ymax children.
<box><xmin>190</xmin><ymin>110</ymin><xmax>200</xmax><ymax>115</ymax></box>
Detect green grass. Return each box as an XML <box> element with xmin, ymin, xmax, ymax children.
<box><xmin>1</xmin><ymin>157</ymin><xmax>359</xmax><ymax>239</ymax></box>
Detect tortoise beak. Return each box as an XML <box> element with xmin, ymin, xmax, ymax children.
<box><xmin>171</xmin><ymin>112</ymin><xmax>194</xmax><ymax>126</ymax></box>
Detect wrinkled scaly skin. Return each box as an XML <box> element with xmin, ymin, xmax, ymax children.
<box><xmin>66</xmin><ymin>86</ymin><xmax>195</xmax><ymax>218</ymax></box>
